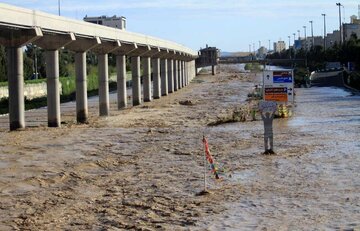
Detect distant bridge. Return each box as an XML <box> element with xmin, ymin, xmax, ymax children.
<box><xmin>0</xmin><ymin>3</ymin><xmax>197</xmax><ymax>131</ymax></box>
<box><xmin>219</xmin><ymin>57</ymin><xmax>305</xmax><ymax>65</ymax></box>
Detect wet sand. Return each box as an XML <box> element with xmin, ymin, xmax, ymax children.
<box><xmin>0</xmin><ymin>65</ymin><xmax>359</xmax><ymax>230</ymax></box>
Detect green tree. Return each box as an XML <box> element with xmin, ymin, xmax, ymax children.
<box><xmin>0</xmin><ymin>45</ymin><xmax>6</xmax><ymax>82</ymax></box>
<box><xmin>25</xmin><ymin>44</ymin><xmax>46</xmax><ymax>79</ymax></box>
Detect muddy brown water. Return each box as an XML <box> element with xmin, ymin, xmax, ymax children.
<box><xmin>0</xmin><ymin>65</ymin><xmax>359</xmax><ymax>230</ymax></box>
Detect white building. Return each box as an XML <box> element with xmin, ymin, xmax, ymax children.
<box><xmin>84</xmin><ymin>15</ymin><xmax>126</xmax><ymax>30</ymax></box>
<box><xmin>273</xmin><ymin>41</ymin><xmax>286</xmax><ymax>53</ymax></box>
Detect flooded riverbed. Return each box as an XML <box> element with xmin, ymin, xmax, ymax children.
<box><xmin>0</xmin><ymin>65</ymin><xmax>359</xmax><ymax>230</ymax></box>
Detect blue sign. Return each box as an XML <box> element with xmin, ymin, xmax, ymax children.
<box><xmin>273</xmin><ymin>71</ymin><xmax>292</xmax><ymax>83</ymax></box>
<box><xmin>273</xmin><ymin>76</ymin><xmax>292</xmax><ymax>83</ymax></box>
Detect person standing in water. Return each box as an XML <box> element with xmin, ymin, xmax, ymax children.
<box><xmin>261</xmin><ymin>111</ymin><xmax>275</xmax><ymax>154</ymax></box>
<box><xmin>259</xmin><ymin>101</ymin><xmax>277</xmax><ymax>155</ymax></box>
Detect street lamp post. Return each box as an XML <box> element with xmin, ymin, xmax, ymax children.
<box><xmin>322</xmin><ymin>13</ymin><xmax>327</xmax><ymax>50</ymax></box>
<box><xmin>303</xmin><ymin>26</ymin><xmax>307</xmax><ymax>50</ymax></box>
<box><xmin>58</xmin><ymin>0</ymin><xmax>61</xmax><ymax>16</ymax></box>
<box><xmin>34</xmin><ymin>45</ymin><xmax>38</xmax><ymax>79</ymax></box>
<box><xmin>336</xmin><ymin>2</ymin><xmax>342</xmax><ymax>44</ymax></box>
<box><xmin>268</xmin><ymin>40</ymin><xmax>271</xmax><ymax>51</ymax></box>
<box><xmin>297</xmin><ymin>30</ymin><xmax>300</xmax><ymax>40</ymax></box>
<box><xmin>293</xmin><ymin>33</ymin><xmax>296</xmax><ymax>59</ymax></box>
<box><xmin>309</xmin><ymin>20</ymin><xmax>314</xmax><ymax>48</ymax></box>
<box><xmin>293</xmin><ymin>33</ymin><xmax>296</xmax><ymax>44</ymax></box>
<box><xmin>288</xmin><ymin>36</ymin><xmax>291</xmax><ymax>59</ymax></box>
<box><xmin>288</xmin><ymin>36</ymin><xmax>291</xmax><ymax>49</ymax></box>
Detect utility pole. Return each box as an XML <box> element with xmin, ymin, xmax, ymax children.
<box><xmin>336</xmin><ymin>2</ymin><xmax>342</xmax><ymax>44</ymax></box>
<box><xmin>309</xmin><ymin>20</ymin><xmax>314</xmax><ymax>48</ymax></box>
<box><xmin>322</xmin><ymin>13</ymin><xmax>327</xmax><ymax>50</ymax></box>
<box><xmin>268</xmin><ymin>40</ymin><xmax>271</xmax><ymax>51</ymax></box>
<box><xmin>249</xmin><ymin>44</ymin><xmax>251</xmax><ymax>53</ymax></box>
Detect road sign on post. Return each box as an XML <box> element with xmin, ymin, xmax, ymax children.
<box><xmin>263</xmin><ymin>69</ymin><xmax>294</xmax><ymax>103</ymax></box>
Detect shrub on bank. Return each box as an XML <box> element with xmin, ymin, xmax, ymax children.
<box><xmin>348</xmin><ymin>72</ymin><xmax>360</xmax><ymax>90</ymax></box>
<box><xmin>244</xmin><ymin>63</ymin><xmax>263</xmax><ymax>72</ymax></box>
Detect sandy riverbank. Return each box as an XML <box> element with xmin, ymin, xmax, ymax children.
<box><xmin>0</xmin><ymin>65</ymin><xmax>359</xmax><ymax>230</ymax></box>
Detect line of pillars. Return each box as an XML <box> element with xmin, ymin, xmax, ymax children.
<box><xmin>6</xmin><ymin>47</ymin><xmax>196</xmax><ymax>131</ymax></box>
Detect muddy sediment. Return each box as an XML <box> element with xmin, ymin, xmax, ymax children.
<box><xmin>0</xmin><ymin>65</ymin><xmax>359</xmax><ymax>230</ymax></box>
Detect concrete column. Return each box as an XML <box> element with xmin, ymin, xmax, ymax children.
<box><xmin>142</xmin><ymin>57</ymin><xmax>151</xmax><ymax>102</ymax></box>
<box><xmin>75</xmin><ymin>52</ymin><xmax>88</xmax><ymax>123</ymax></box>
<box><xmin>174</xmin><ymin>60</ymin><xmax>179</xmax><ymax>91</ymax></box>
<box><xmin>98</xmin><ymin>54</ymin><xmax>109</xmax><ymax>116</ymax></box>
<box><xmin>116</xmin><ymin>55</ymin><xmax>127</xmax><ymax>109</ymax></box>
<box><xmin>184</xmin><ymin>61</ymin><xmax>189</xmax><ymax>86</ymax></box>
<box><xmin>7</xmin><ymin>47</ymin><xmax>25</xmax><ymax>131</ymax></box>
<box><xmin>178</xmin><ymin>61</ymin><xmax>182</xmax><ymax>89</ymax></box>
<box><xmin>152</xmin><ymin>58</ymin><xmax>161</xmax><ymax>99</ymax></box>
<box><xmin>188</xmin><ymin>62</ymin><xmax>191</xmax><ymax>84</ymax></box>
<box><xmin>45</xmin><ymin>50</ymin><xmax>61</xmax><ymax>127</ymax></box>
<box><xmin>181</xmin><ymin>61</ymin><xmax>185</xmax><ymax>87</ymax></box>
<box><xmin>131</xmin><ymin>56</ymin><xmax>141</xmax><ymax>106</ymax></box>
<box><xmin>192</xmin><ymin>60</ymin><xmax>196</xmax><ymax>80</ymax></box>
<box><xmin>160</xmin><ymin>59</ymin><xmax>168</xmax><ymax>96</ymax></box>
<box><xmin>212</xmin><ymin>65</ymin><xmax>216</xmax><ymax>75</ymax></box>
<box><xmin>167</xmin><ymin>59</ymin><xmax>174</xmax><ymax>93</ymax></box>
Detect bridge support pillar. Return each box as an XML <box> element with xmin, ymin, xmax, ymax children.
<box><xmin>178</xmin><ymin>61</ymin><xmax>182</xmax><ymax>89</ymax></box>
<box><xmin>131</xmin><ymin>56</ymin><xmax>141</xmax><ymax>106</ymax></box>
<box><xmin>142</xmin><ymin>57</ymin><xmax>152</xmax><ymax>102</ymax></box>
<box><xmin>98</xmin><ymin>54</ymin><xmax>109</xmax><ymax>116</ymax></box>
<box><xmin>160</xmin><ymin>59</ymin><xmax>168</xmax><ymax>96</ymax></box>
<box><xmin>45</xmin><ymin>50</ymin><xmax>61</xmax><ymax>127</ymax></box>
<box><xmin>182</xmin><ymin>61</ymin><xmax>186</xmax><ymax>87</ymax></box>
<box><xmin>7</xmin><ymin>47</ymin><xmax>25</xmax><ymax>131</ymax></box>
<box><xmin>167</xmin><ymin>59</ymin><xmax>174</xmax><ymax>93</ymax></box>
<box><xmin>185</xmin><ymin>61</ymin><xmax>188</xmax><ymax>86</ymax></box>
<box><xmin>212</xmin><ymin>65</ymin><xmax>216</xmax><ymax>75</ymax></box>
<box><xmin>75</xmin><ymin>52</ymin><xmax>88</xmax><ymax>123</ymax></box>
<box><xmin>116</xmin><ymin>55</ymin><xmax>127</xmax><ymax>109</ymax></box>
<box><xmin>152</xmin><ymin>58</ymin><xmax>161</xmax><ymax>99</ymax></box>
<box><xmin>188</xmin><ymin>61</ymin><xmax>191</xmax><ymax>85</ymax></box>
<box><xmin>174</xmin><ymin>60</ymin><xmax>179</xmax><ymax>91</ymax></box>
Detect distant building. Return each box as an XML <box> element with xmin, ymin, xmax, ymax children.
<box><xmin>350</xmin><ymin>15</ymin><xmax>360</xmax><ymax>24</ymax></box>
<box><xmin>257</xmin><ymin>46</ymin><xmax>268</xmax><ymax>58</ymax></box>
<box><xmin>342</xmin><ymin>15</ymin><xmax>360</xmax><ymax>42</ymax></box>
<box><xmin>196</xmin><ymin>45</ymin><xmax>220</xmax><ymax>67</ymax></box>
<box><xmin>326</xmin><ymin>30</ymin><xmax>341</xmax><ymax>48</ymax></box>
<box><xmin>313</xmin><ymin>36</ymin><xmax>324</xmax><ymax>47</ymax></box>
<box><xmin>83</xmin><ymin>15</ymin><xmax>126</xmax><ymax>30</ymax></box>
<box><xmin>273</xmin><ymin>41</ymin><xmax>286</xmax><ymax>53</ymax></box>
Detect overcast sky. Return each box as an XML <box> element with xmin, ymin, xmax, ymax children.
<box><xmin>1</xmin><ymin>0</ymin><xmax>359</xmax><ymax>52</ymax></box>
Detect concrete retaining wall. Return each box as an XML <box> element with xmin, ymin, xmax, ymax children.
<box><xmin>0</xmin><ymin>82</ymin><xmax>62</xmax><ymax>100</ymax></box>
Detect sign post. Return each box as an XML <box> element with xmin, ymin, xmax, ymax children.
<box><xmin>263</xmin><ymin>70</ymin><xmax>294</xmax><ymax>104</ymax></box>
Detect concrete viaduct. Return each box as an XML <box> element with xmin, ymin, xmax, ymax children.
<box><xmin>0</xmin><ymin>3</ymin><xmax>197</xmax><ymax>131</ymax></box>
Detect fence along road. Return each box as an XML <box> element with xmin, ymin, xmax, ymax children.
<box><xmin>0</xmin><ymin>3</ymin><xmax>197</xmax><ymax>131</ymax></box>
